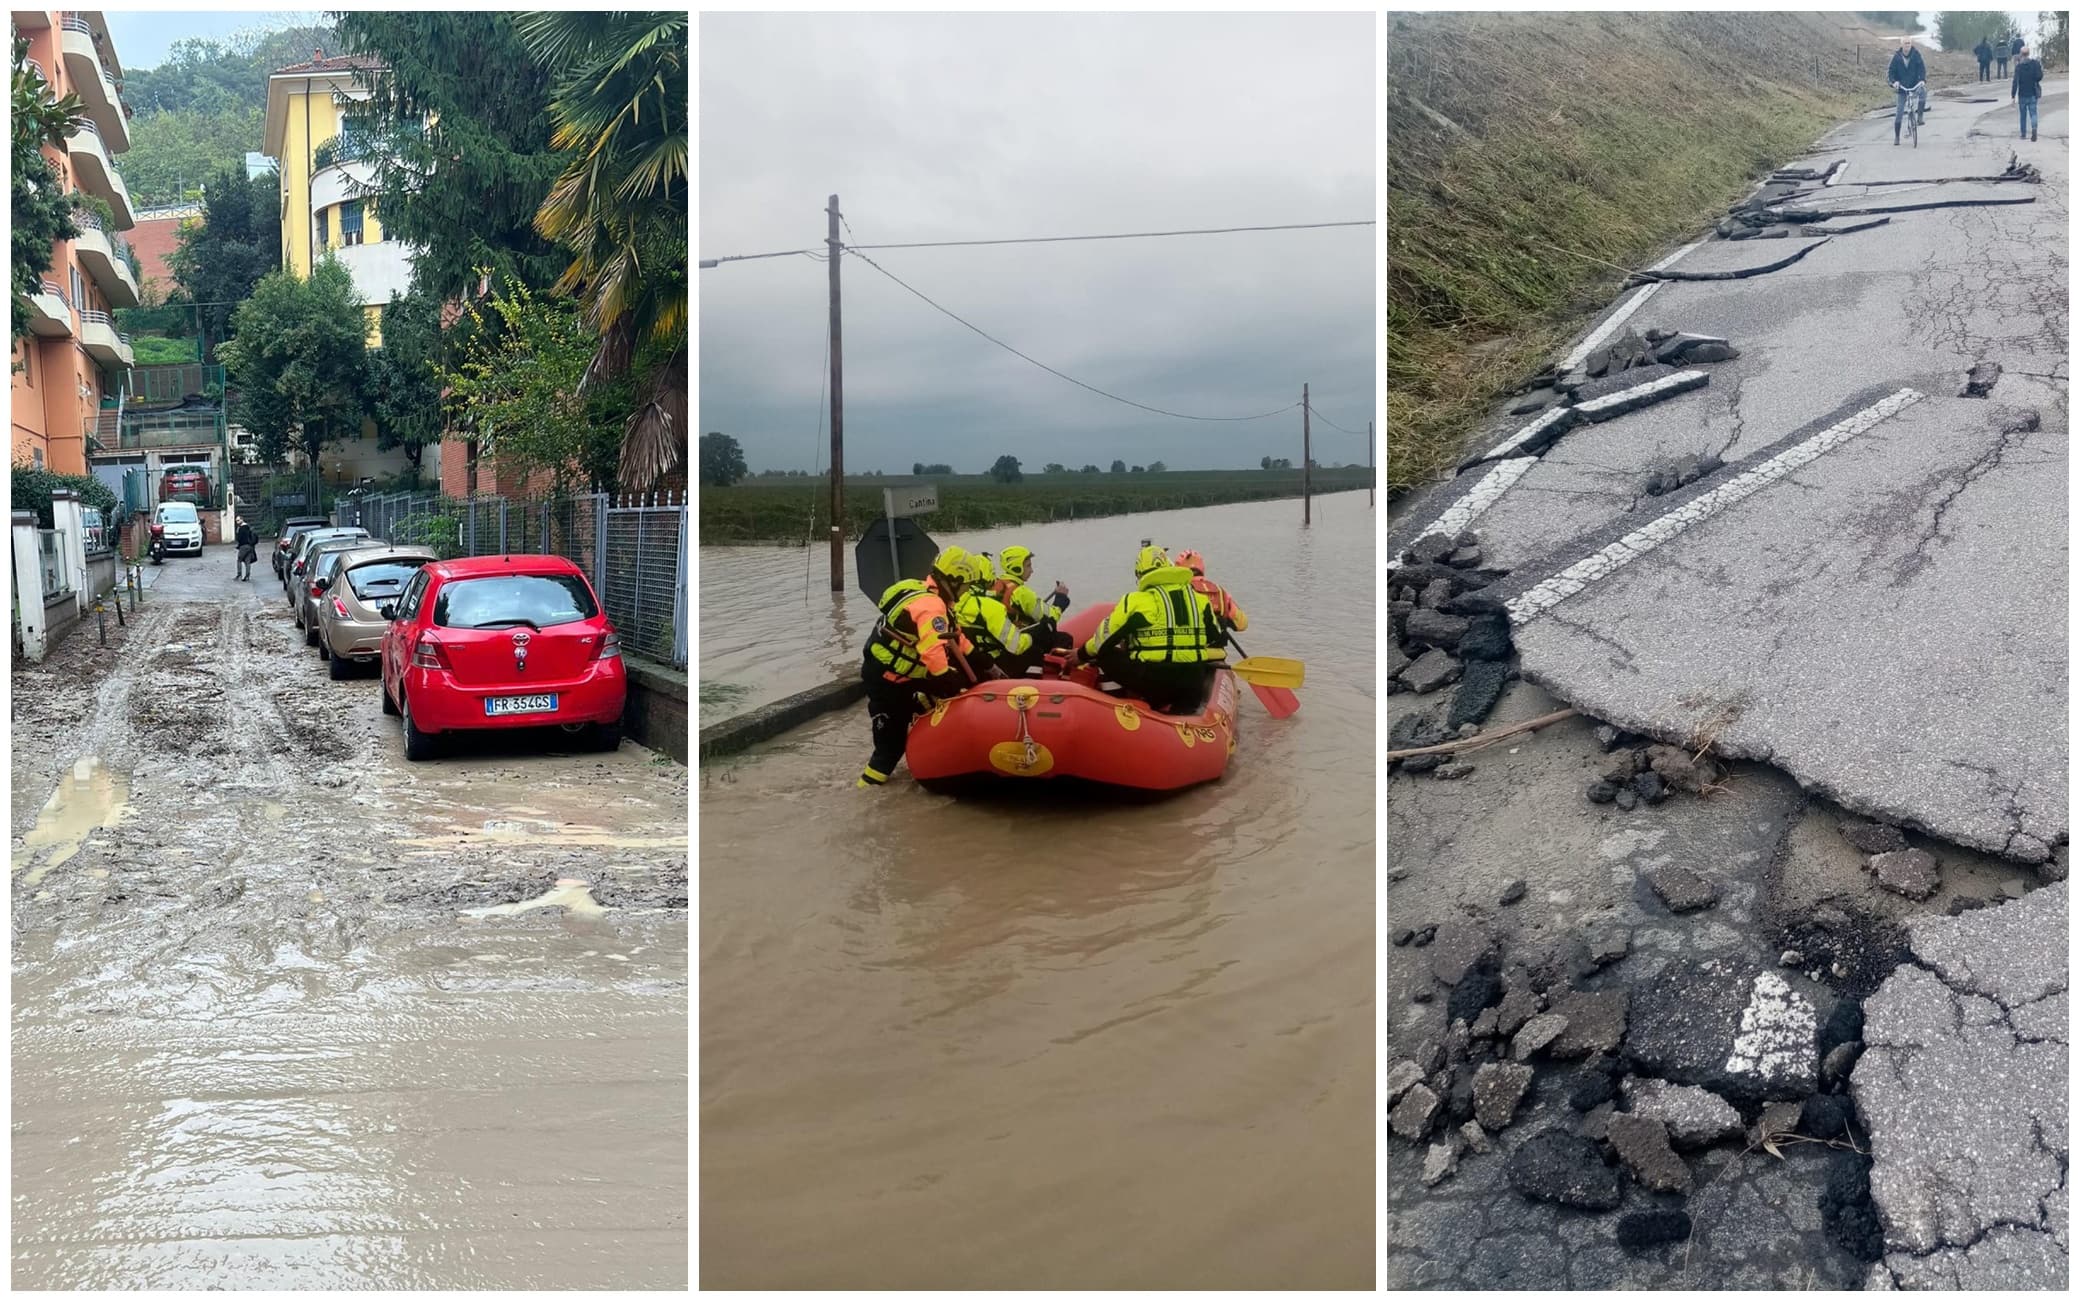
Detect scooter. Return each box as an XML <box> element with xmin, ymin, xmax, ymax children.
<box><xmin>147</xmin><ymin>522</ymin><xmax>165</xmax><ymax>566</ymax></box>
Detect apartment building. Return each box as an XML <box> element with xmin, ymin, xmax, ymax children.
<box><xmin>260</xmin><ymin>47</ymin><xmax>418</xmax><ymax>484</ymax></box>
<box><xmin>11</xmin><ymin>10</ymin><xmax>141</xmax><ymax>475</ymax></box>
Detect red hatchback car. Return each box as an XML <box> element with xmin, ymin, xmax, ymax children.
<box><xmin>378</xmin><ymin>555</ymin><xmax>626</xmax><ymax>760</ymax></box>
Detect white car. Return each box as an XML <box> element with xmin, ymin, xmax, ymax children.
<box><xmin>153</xmin><ymin>502</ymin><xmax>205</xmax><ymax>556</ymax></box>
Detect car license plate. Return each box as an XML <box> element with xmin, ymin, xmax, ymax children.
<box><xmin>485</xmin><ymin>693</ymin><xmax>558</xmax><ymax>716</ymax></box>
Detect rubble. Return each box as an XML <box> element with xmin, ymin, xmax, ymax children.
<box><xmin>1620</xmin><ymin>1077</ymin><xmax>1745</xmax><ymax>1149</ymax></box>
<box><xmin>1387</xmin><ymin>1058</ymin><xmax>1424</xmax><ymax>1105</ymax></box>
<box><xmin>1644</xmin><ymin>864</ymin><xmax>1719</xmax><ymax>913</ymax></box>
<box><xmin>1506</xmin><ymin>1129</ymin><xmax>1624</xmax><ymax>1210</ymax></box>
<box><xmin>1472</xmin><ymin>1061</ymin><xmax>1536</xmax><ymax>1132</ymax></box>
<box><xmin>1511</xmin><ymin>1012</ymin><xmax>1568</xmax><ymax>1061</ymax></box>
<box><xmin>1390</xmin><ymin>1083</ymin><xmax>1441</xmax><ymax>1142</ymax></box>
<box><xmin>1607</xmin><ymin>1113</ymin><xmax>1692</xmax><ymax>1194</ymax></box>
<box><xmin>1421</xmin><ymin>1135</ymin><xmax>1461</xmax><ymax>1187</ymax></box>
<box><xmin>1866</xmin><ymin>848</ymin><xmax>1940</xmax><ymax>900</ymax></box>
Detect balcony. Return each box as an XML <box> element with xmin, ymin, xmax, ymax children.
<box><xmin>79</xmin><ymin>308</ymin><xmax>134</xmax><ymax>369</ymax></box>
<box><xmin>112</xmin><ymin>412</ymin><xmax>226</xmax><ymax>452</ymax></box>
<box><xmin>311</xmin><ymin>153</ymin><xmax>376</xmax><ymax>215</ymax></box>
<box><xmin>70</xmin><ymin>212</ymin><xmax>140</xmax><ymax>307</ymax></box>
<box><xmin>64</xmin><ymin>119</ymin><xmax>134</xmax><ymax>227</ymax></box>
<box><xmin>59</xmin><ymin>17</ymin><xmax>129</xmax><ymax>153</ymax></box>
<box><xmin>23</xmin><ymin>278</ymin><xmax>72</xmax><ymax>337</ymax></box>
<box><xmin>328</xmin><ymin>240</ymin><xmax>417</xmax><ymax>308</ymax></box>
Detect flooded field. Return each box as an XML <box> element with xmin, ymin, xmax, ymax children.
<box><xmin>11</xmin><ymin>552</ymin><xmax>687</xmax><ymax>1289</ymax></box>
<box><xmin>699</xmin><ymin>492</ymin><xmax>1376</xmax><ymax>1288</ymax></box>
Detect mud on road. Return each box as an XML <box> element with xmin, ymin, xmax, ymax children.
<box><xmin>10</xmin><ymin>552</ymin><xmax>688</xmax><ymax>1289</ymax></box>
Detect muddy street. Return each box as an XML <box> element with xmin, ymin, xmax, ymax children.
<box><xmin>10</xmin><ymin>547</ymin><xmax>688</xmax><ymax>1289</ymax></box>
<box><xmin>699</xmin><ymin>496</ymin><xmax>1375</xmax><ymax>1288</ymax></box>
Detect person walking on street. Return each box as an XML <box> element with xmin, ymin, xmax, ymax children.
<box><xmin>1888</xmin><ymin>37</ymin><xmax>1927</xmax><ymax>146</ymax></box>
<box><xmin>1996</xmin><ymin>37</ymin><xmax>2011</xmax><ymax>79</ymax></box>
<box><xmin>2014</xmin><ymin>45</ymin><xmax>2043</xmax><ymax>140</ymax></box>
<box><xmin>233</xmin><ymin>517</ymin><xmax>259</xmax><ymax>581</ymax></box>
<box><xmin>1976</xmin><ymin>37</ymin><xmax>1993</xmax><ymax>81</ymax></box>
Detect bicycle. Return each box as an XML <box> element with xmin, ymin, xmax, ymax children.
<box><xmin>1892</xmin><ymin>79</ymin><xmax>1927</xmax><ymax>147</ymax></box>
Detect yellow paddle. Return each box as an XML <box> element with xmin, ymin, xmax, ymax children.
<box><xmin>1230</xmin><ymin>655</ymin><xmax>1304</xmax><ymax>690</ymax></box>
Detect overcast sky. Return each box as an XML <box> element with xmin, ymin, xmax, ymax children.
<box><xmin>698</xmin><ymin>11</ymin><xmax>1376</xmax><ymax>474</ymax></box>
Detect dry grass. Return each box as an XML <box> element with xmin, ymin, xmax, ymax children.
<box><xmin>1385</xmin><ymin>11</ymin><xmax>1979</xmax><ymax>491</ymax></box>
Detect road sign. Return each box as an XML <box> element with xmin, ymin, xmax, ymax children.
<box><xmin>890</xmin><ymin>483</ymin><xmax>937</xmax><ymax>515</ymax></box>
<box><xmin>856</xmin><ymin>517</ymin><xmax>939</xmax><ymax>602</ymax></box>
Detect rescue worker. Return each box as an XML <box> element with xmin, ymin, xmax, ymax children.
<box><xmin>858</xmin><ymin>545</ymin><xmax>976</xmax><ymax>787</ymax></box>
<box><xmin>1072</xmin><ymin>544</ymin><xmax>1227</xmax><ymax>714</ymax></box>
<box><xmin>1171</xmin><ymin>549</ymin><xmax>1249</xmax><ymax>635</ymax></box>
<box><xmin>955</xmin><ymin>554</ymin><xmax>1042</xmax><ymax>677</ymax></box>
<box><xmin>994</xmin><ymin>546</ymin><xmax>1073</xmax><ymax>627</ymax></box>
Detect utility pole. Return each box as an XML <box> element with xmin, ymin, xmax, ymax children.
<box><xmin>1302</xmin><ymin>382</ymin><xmax>1312</xmax><ymax>526</ymax></box>
<box><xmin>827</xmin><ymin>194</ymin><xmax>845</xmax><ymax>592</ymax></box>
<box><xmin>1368</xmin><ymin>419</ymin><xmax>1375</xmax><ymax>507</ymax></box>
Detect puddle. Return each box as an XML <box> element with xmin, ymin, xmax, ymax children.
<box><xmin>21</xmin><ymin>759</ymin><xmax>131</xmax><ymax>886</ymax></box>
<box><xmin>461</xmin><ymin>878</ymin><xmax>607</xmax><ymax>919</ymax></box>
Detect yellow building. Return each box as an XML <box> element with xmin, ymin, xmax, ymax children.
<box><xmin>260</xmin><ymin>47</ymin><xmax>418</xmax><ymax>345</ymax></box>
<box><xmin>10</xmin><ymin>10</ymin><xmax>141</xmax><ymax>475</ymax></box>
<box><xmin>259</xmin><ymin>47</ymin><xmax>418</xmax><ymax>482</ymax></box>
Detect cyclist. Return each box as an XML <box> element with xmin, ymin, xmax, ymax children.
<box><xmin>1887</xmin><ymin>37</ymin><xmax>1927</xmax><ymax>146</ymax></box>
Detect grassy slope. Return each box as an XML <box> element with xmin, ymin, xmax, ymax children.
<box><xmin>1385</xmin><ymin>11</ymin><xmax>1977</xmax><ymax>491</ymax></box>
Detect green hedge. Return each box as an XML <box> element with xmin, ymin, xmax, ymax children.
<box><xmin>11</xmin><ymin>461</ymin><xmax>117</xmax><ymax>526</ymax></box>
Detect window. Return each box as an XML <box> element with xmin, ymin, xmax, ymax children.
<box><xmin>434</xmin><ymin>574</ymin><xmax>598</xmax><ymax>630</ymax></box>
<box><xmin>70</xmin><ymin>266</ymin><xmax>81</xmax><ymax>307</ymax></box>
<box><xmin>348</xmin><ymin>559</ymin><xmax>430</xmax><ymax>601</ymax></box>
<box><xmin>20</xmin><ymin>343</ymin><xmax>30</xmax><ymax>387</ymax></box>
<box><xmin>315</xmin><ymin>211</ymin><xmax>328</xmax><ymax>253</ymax></box>
<box><xmin>398</xmin><ymin>568</ymin><xmax>431</xmax><ymax>620</ymax></box>
<box><xmin>340</xmin><ymin>200</ymin><xmax>364</xmax><ymax>246</ymax></box>
<box><xmin>32</xmin><ymin>448</ymin><xmax>44</xmax><ymax>468</ymax></box>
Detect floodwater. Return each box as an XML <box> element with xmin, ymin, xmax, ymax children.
<box><xmin>699</xmin><ymin>491</ymin><xmax>1376</xmax><ymax>1288</ymax></box>
<box><xmin>11</xmin><ymin>550</ymin><xmax>688</xmax><ymax>1289</ymax></box>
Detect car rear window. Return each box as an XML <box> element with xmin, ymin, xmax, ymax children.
<box><xmin>433</xmin><ymin>574</ymin><xmax>598</xmax><ymax>630</ymax></box>
<box><xmin>158</xmin><ymin>504</ymin><xmax>198</xmax><ymax>523</ymax></box>
<box><xmin>346</xmin><ymin>560</ymin><xmax>427</xmax><ymax>599</ymax></box>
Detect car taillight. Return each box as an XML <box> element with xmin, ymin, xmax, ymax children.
<box><xmin>411</xmin><ymin>636</ymin><xmax>451</xmax><ymax>670</ymax></box>
<box><xmin>593</xmin><ymin>630</ymin><xmax>621</xmax><ymax>661</ymax></box>
<box><xmin>331</xmin><ymin>598</ymin><xmax>349</xmax><ymax>618</ymax></box>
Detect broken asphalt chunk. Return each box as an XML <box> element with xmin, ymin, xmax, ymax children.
<box><xmin>1506</xmin><ymin>1130</ymin><xmax>1623</xmax><ymax>1211</ymax></box>
<box><xmin>1607</xmin><ymin>1113</ymin><xmax>1692</xmax><ymax>1194</ymax></box>
<box><xmin>1472</xmin><ymin>1061</ymin><xmax>1536</xmax><ymax>1132</ymax></box>
<box><xmin>1867</xmin><ymin>849</ymin><xmax>1941</xmax><ymax>900</ymax></box>
<box><xmin>1961</xmin><ymin>360</ymin><xmax>2003</xmax><ymax>397</ymax></box>
<box><xmin>1619</xmin><ymin>1077</ymin><xmax>1744</xmax><ymax>1149</ymax></box>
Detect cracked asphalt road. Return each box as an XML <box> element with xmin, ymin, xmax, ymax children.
<box><xmin>1855</xmin><ymin>883</ymin><xmax>2068</xmax><ymax>1289</ymax></box>
<box><xmin>1395</xmin><ymin>83</ymin><xmax>2069</xmax><ymax>860</ymax></box>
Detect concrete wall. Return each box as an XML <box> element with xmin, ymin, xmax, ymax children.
<box><xmin>624</xmin><ymin>657</ymin><xmax>688</xmax><ymax>764</ymax></box>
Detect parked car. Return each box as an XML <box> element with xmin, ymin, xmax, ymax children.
<box><xmin>151</xmin><ymin>501</ymin><xmax>205</xmax><ymax>556</ymax></box>
<box><xmin>294</xmin><ymin>537</ymin><xmax>389</xmax><ymax>642</ymax></box>
<box><xmin>160</xmin><ymin>468</ymin><xmax>212</xmax><ymax>506</ymax></box>
<box><xmin>379</xmin><ymin>555</ymin><xmax>625</xmax><ymax>760</ymax></box>
<box><xmin>274</xmin><ymin>516</ymin><xmax>332</xmax><ymax>579</ymax></box>
<box><xmin>314</xmin><ymin>545</ymin><xmax>438</xmax><ymax>679</ymax></box>
<box><xmin>282</xmin><ymin>527</ymin><xmax>371</xmax><ymax>603</ymax></box>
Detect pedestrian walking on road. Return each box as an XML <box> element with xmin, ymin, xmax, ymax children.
<box><xmin>234</xmin><ymin>517</ymin><xmax>259</xmax><ymax>580</ymax></box>
<box><xmin>2014</xmin><ymin>45</ymin><xmax>2043</xmax><ymax>140</ymax></box>
<box><xmin>1996</xmin><ymin>40</ymin><xmax>2011</xmax><ymax>79</ymax></box>
<box><xmin>1888</xmin><ymin>37</ymin><xmax>1927</xmax><ymax>146</ymax></box>
<box><xmin>1975</xmin><ymin>37</ymin><xmax>1993</xmax><ymax>81</ymax></box>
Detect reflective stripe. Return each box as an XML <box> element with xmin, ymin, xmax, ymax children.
<box><xmin>867</xmin><ymin>583</ymin><xmax>933</xmax><ymax>678</ymax></box>
<box><xmin>1125</xmin><ymin>581</ymin><xmax>1219</xmax><ymax>662</ymax></box>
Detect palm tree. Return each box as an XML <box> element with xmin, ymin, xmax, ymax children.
<box><xmin>515</xmin><ymin>11</ymin><xmax>687</xmax><ymax>493</ymax></box>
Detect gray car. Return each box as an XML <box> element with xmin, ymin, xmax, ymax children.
<box><xmin>313</xmin><ymin>544</ymin><xmax>438</xmax><ymax>678</ymax></box>
<box><xmin>295</xmin><ymin>537</ymin><xmax>388</xmax><ymax>642</ymax></box>
<box><xmin>282</xmin><ymin>527</ymin><xmax>370</xmax><ymax>603</ymax></box>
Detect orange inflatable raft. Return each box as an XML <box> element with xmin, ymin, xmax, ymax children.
<box><xmin>904</xmin><ymin>605</ymin><xmax>1240</xmax><ymax>791</ymax></box>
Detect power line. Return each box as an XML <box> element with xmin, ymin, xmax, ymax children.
<box><xmin>844</xmin><ymin>246</ymin><xmax>1301</xmax><ymax>424</ymax></box>
<box><xmin>700</xmin><ymin>217</ymin><xmax>1373</xmax><ymax>268</ymax></box>
<box><xmin>849</xmin><ymin>219</ymin><xmax>1374</xmax><ymax>252</ymax></box>
<box><xmin>1308</xmin><ymin>405</ymin><xmax>1370</xmax><ymax>438</ymax></box>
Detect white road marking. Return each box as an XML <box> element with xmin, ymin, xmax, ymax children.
<box><xmin>1572</xmin><ymin>369</ymin><xmax>1709</xmax><ymax>421</ymax></box>
<box><xmin>1554</xmin><ymin>238</ymin><xmax>1703</xmax><ymax>373</ymax></box>
<box><xmin>1507</xmin><ymin>388</ymin><xmax>1925</xmax><ymax>622</ymax></box>
<box><xmin>1472</xmin><ymin>405</ymin><xmax>1571</xmax><ymax>464</ymax></box>
<box><xmin>1387</xmin><ymin>457</ymin><xmax>1538</xmax><ymax>571</ymax></box>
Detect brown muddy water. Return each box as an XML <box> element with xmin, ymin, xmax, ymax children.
<box><xmin>699</xmin><ymin>492</ymin><xmax>1376</xmax><ymax>1288</ymax></box>
<box><xmin>11</xmin><ymin>551</ymin><xmax>687</xmax><ymax>1289</ymax></box>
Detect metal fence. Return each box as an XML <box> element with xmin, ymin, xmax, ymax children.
<box><xmin>38</xmin><ymin>530</ymin><xmax>69</xmax><ymax>598</ymax></box>
<box><xmin>336</xmin><ymin>490</ymin><xmax>687</xmax><ymax>668</ymax></box>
